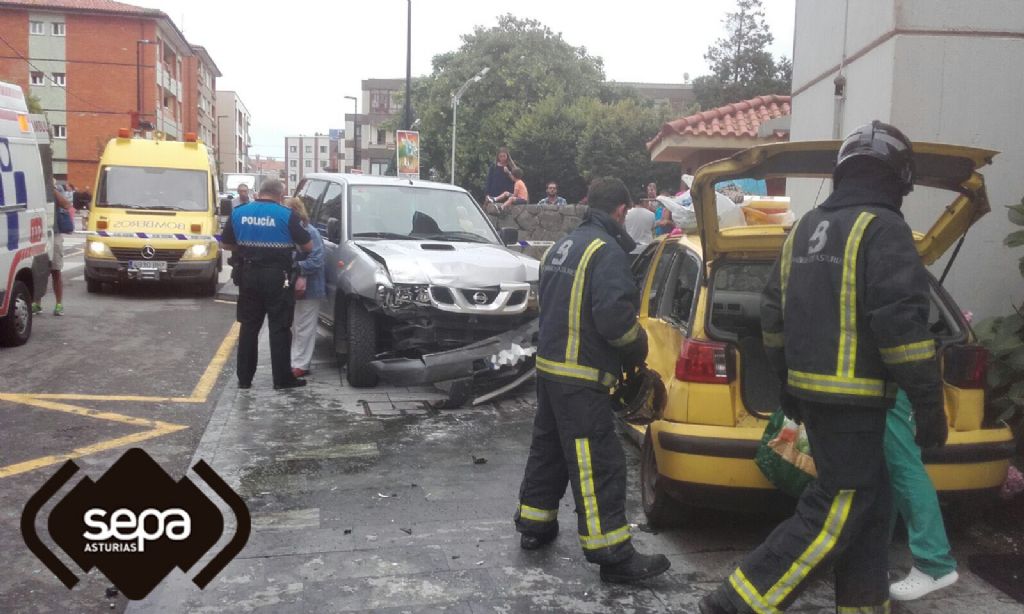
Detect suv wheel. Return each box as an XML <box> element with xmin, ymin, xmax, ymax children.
<box><xmin>85</xmin><ymin>276</ymin><xmax>101</xmax><ymax>293</ymax></box>
<box><xmin>346</xmin><ymin>301</ymin><xmax>379</xmax><ymax>388</ymax></box>
<box><xmin>641</xmin><ymin>428</ymin><xmax>682</xmax><ymax>528</ymax></box>
<box><xmin>0</xmin><ymin>280</ymin><xmax>32</xmax><ymax>347</ymax></box>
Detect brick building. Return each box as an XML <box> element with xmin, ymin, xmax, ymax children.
<box><xmin>0</xmin><ymin>0</ymin><xmax>220</xmax><ymax>188</ymax></box>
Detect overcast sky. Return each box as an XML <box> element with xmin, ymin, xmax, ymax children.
<box><xmin>134</xmin><ymin>0</ymin><xmax>795</xmax><ymax>158</ymax></box>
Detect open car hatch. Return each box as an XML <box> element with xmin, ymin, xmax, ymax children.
<box><xmin>690</xmin><ymin>140</ymin><xmax>997</xmax><ymax>265</ymax></box>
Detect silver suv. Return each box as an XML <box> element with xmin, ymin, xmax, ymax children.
<box><xmin>295</xmin><ymin>174</ymin><xmax>539</xmax><ymax>404</ymax></box>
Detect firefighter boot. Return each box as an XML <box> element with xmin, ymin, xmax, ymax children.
<box><xmin>520</xmin><ymin>524</ymin><xmax>558</xmax><ymax>550</ymax></box>
<box><xmin>599</xmin><ymin>551</ymin><xmax>670</xmax><ymax>584</ymax></box>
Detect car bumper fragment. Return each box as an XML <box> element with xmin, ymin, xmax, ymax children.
<box><xmin>370</xmin><ymin>318</ymin><xmax>538</xmax><ymax>386</ymax></box>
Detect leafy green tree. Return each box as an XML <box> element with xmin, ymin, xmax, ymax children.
<box><xmin>576</xmin><ymin>98</ymin><xmax>680</xmax><ymax>201</ymax></box>
<box><xmin>26</xmin><ymin>94</ymin><xmax>43</xmax><ymax>114</ymax></box>
<box><xmin>505</xmin><ymin>96</ymin><xmax>590</xmax><ymax>202</ymax></box>
<box><xmin>693</xmin><ymin>0</ymin><xmax>791</xmax><ymax>110</ymax></box>
<box><xmin>411</xmin><ymin>15</ymin><xmax>605</xmax><ymax>198</ymax></box>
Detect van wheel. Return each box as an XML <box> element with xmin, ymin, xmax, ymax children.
<box><xmin>86</xmin><ymin>277</ymin><xmax>101</xmax><ymax>293</ymax></box>
<box><xmin>346</xmin><ymin>301</ymin><xmax>378</xmax><ymax>388</ymax></box>
<box><xmin>641</xmin><ymin>428</ymin><xmax>682</xmax><ymax>529</ymax></box>
<box><xmin>0</xmin><ymin>281</ymin><xmax>32</xmax><ymax>347</ymax></box>
<box><xmin>200</xmin><ymin>274</ymin><xmax>218</xmax><ymax>297</ymax></box>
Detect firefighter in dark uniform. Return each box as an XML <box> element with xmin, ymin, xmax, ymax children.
<box><xmin>514</xmin><ymin>177</ymin><xmax>670</xmax><ymax>584</ymax></box>
<box><xmin>221</xmin><ymin>179</ymin><xmax>312</xmax><ymax>390</ymax></box>
<box><xmin>700</xmin><ymin>121</ymin><xmax>949</xmax><ymax>613</ymax></box>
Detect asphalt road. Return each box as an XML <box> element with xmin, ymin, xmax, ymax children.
<box><xmin>2</xmin><ymin>236</ymin><xmax>1022</xmax><ymax>613</ymax></box>
<box><xmin>0</xmin><ymin>235</ymin><xmax>238</xmax><ymax>612</ymax></box>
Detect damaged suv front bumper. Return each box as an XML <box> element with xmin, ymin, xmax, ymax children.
<box><xmin>369</xmin><ymin>318</ymin><xmax>538</xmax><ymax>388</ymax></box>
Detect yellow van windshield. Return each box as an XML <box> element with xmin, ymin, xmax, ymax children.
<box><xmin>97</xmin><ymin>166</ymin><xmax>207</xmax><ymax>212</ymax></box>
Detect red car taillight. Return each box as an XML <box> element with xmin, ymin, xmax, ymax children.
<box><xmin>675</xmin><ymin>338</ymin><xmax>735</xmax><ymax>383</ymax></box>
<box><xmin>943</xmin><ymin>344</ymin><xmax>988</xmax><ymax>389</ymax></box>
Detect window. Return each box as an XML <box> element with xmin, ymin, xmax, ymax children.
<box><xmin>289</xmin><ymin>173</ymin><xmax>297</xmax><ymax>182</ymax></box>
<box><xmin>319</xmin><ymin>145</ymin><xmax>327</xmax><ymax>154</ymax></box>
<box><xmin>289</xmin><ymin>159</ymin><xmax>297</xmax><ymax>168</ymax></box>
<box><xmin>370</xmin><ymin>160</ymin><xmax>388</xmax><ymax>175</ymax></box>
<box><xmin>297</xmin><ymin>179</ymin><xmax>328</xmax><ymax>213</ymax></box>
<box><xmin>376</xmin><ymin>129</ymin><xmax>386</xmax><ymax>145</ymax></box>
<box><xmin>29</xmin><ymin>21</ymin><xmax>44</xmax><ymax>35</ymax></box>
<box><xmin>648</xmin><ymin>243</ymin><xmax>680</xmax><ymax>315</ymax></box>
<box><xmin>320</xmin><ymin>160</ymin><xmax>329</xmax><ymax>169</ymax></box>
<box><xmin>304</xmin><ymin>160</ymin><xmax>312</xmax><ymax>168</ymax></box>
<box><xmin>30</xmin><ymin>71</ymin><xmax>45</xmax><ymax>86</ymax></box>
<box><xmin>315</xmin><ymin>182</ymin><xmax>344</xmax><ymax>235</ymax></box>
<box><xmin>53</xmin><ymin>124</ymin><xmax>67</xmax><ymax>139</ymax></box>
<box><xmin>51</xmin><ymin>22</ymin><xmax>65</xmax><ymax>36</ymax></box>
<box><xmin>289</xmin><ymin>145</ymin><xmax>297</xmax><ymax>153</ymax></box>
<box><xmin>304</xmin><ymin>145</ymin><xmax>312</xmax><ymax>154</ymax></box>
<box><xmin>51</xmin><ymin>73</ymin><xmax>65</xmax><ymax>87</ymax></box>
<box><xmin>664</xmin><ymin>252</ymin><xmax>701</xmax><ymax>326</ymax></box>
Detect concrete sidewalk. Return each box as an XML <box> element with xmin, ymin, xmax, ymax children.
<box><xmin>127</xmin><ymin>334</ymin><xmax>1022</xmax><ymax>613</ymax></box>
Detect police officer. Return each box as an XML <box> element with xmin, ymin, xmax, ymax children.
<box><xmin>700</xmin><ymin>121</ymin><xmax>948</xmax><ymax>613</ymax></box>
<box><xmin>221</xmin><ymin>179</ymin><xmax>312</xmax><ymax>390</ymax></box>
<box><xmin>514</xmin><ymin>177</ymin><xmax>670</xmax><ymax>584</ymax></box>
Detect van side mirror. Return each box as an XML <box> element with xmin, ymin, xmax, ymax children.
<box><xmin>500</xmin><ymin>227</ymin><xmax>519</xmax><ymax>245</ymax></box>
<box><xmin>218</xmin><ymin>197</ymin><xmax>233</xmax><ymax>217</ymax></box>
<box><xmin>327</xmin><ymin>217</ymin><xmax>341</xmax><ymax>243</ymax></box>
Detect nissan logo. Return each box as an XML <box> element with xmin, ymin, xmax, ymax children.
<box><xmin>472</xmin><ymin>291</ymin><xmax>488</xmax><ymax>305</ymax></box>
<box><xmin>141</xmin><ymin>245</ymin><xmax>156</xmax><ymax>259</ymax></box>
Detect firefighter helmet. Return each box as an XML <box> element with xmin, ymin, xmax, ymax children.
<box><xmin>612</xmin><ymin>365</ymin><xmax>667</xmax><ymax>425</ymax></box>
<box><xmin>834</xmin><ymin>120</ymin><xmax>915</xmax><ymax>195</ymax></box>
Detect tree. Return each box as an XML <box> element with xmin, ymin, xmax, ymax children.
<box><xmin>26</xmin><ymin>94</ymin><xmax>43</xmax><ymax>114</ymax></box>
<box><xmin>693</xmin><ymin>0</ymin><xmax>791</xmax><ymax>110</ymax></box>
<box><xmin>411</xmin><ymin>15</ymin><xmax>605</xmax><ymax>198</ymax></box>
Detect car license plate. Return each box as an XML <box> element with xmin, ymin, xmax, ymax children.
<box><xmin>129</xmin><ymin>260</ymin><xmax>167</xmax><ymax>272</ymax></box>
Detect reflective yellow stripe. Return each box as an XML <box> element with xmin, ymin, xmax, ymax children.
<box><xmin>779</xmin><ymin>217</ymin><xmax>801</xmax><ymax>311</ymax></box>
<box><xmin>765</xmin><ymin>490</ymin><xmax>854</xmax><ymax>606</ymax></box>
<box><xmin>566</xmin><ymin>239</ymin><xmax>605</xmax><ymax>362</ymax></box>
<box><xmin>879</xmin><ymin>340</ymin><xmax>935</xmax><ymax>365</ymax></box>
<box><xmin>519</xmin><ymin>504</ymin><xmax>557</xmax><ymax>522</ymax></box>
<box><xmin>536</xmin><ymin>357</ymin><xmax>617</xmax><ymax>389</ymax></box>
<box><xmin>788</xmin><ymin>370</ymin><xmax>888</xmax><ymax>398</ymax></box>
<box><xmin>578</xmin><ymin>525</ymin><xmax>631</xmax><ymax>550</ymax></box>
<box><xmin>837</xmin><ymin>603</ymin><xmax>890</xmax><ymax>614</ymax></box>
<box><xmin>728</xmin><ymin>568</ymin><xmax>779</xmax><ymax>614</ymax></box>
<box><xmin>763</xmin><ymin>331</ymin><xmax>785</xmax><ymax>348</ymax></box>
<box><xmin>575</xmin><ymin>438</ymin><xmax>601</xmax><ymax>537</ymax></box>
<box><xmin>609</xmin><ymin>321</ymin><xmax>641</xmax><ymax>348</ymax></box>
<box><xmin>837</xmin><ymin>213</ymin><xmax>876</xmax><ymax>378</ymax></box>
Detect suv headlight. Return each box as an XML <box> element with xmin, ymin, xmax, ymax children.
<box><xmin>181</xmin><ymin>243</ymin><xmax>212</xmax><ymax>260</ymax></box>
<box><xmin>382</xmin><ymin>284</ymin><xmax>432</xmax><ymax>308</ymax></box>
<box><xmin>86</xmin><ymin>240</ymin><xmax>113</xmax><ymax>259</ymax></box>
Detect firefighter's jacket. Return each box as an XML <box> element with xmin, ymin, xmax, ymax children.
<box><xmin>536</xmin><ymin>208</ymin><xmax>645</xmax><ymax>390</ymax></box>
<box><xmin>761</xmin><ymin>182</ymin><xmax>942</xmax><ymax>412</ymax></box>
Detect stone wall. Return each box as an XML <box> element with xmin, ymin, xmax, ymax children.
<box><xmin>485</xmin><ymin>203</ymin><xmax>586</xmax><ymax>259</ymax></box>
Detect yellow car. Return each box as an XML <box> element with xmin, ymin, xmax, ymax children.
<box><xmin>626</xmin><ymin>140</ymin><xmax>1016</xmax><ymax>526</ymax></box>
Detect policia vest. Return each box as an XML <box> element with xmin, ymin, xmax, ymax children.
<box><xmin>761</xmin><ymin>185</ymin><xmax>941</xmax><ymax>410</ymax></box>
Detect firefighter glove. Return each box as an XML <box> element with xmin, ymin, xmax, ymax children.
<box><xmin>913</xmin><ymin>403</ymin><xmax>948</xmax><ymax>449</ymax></box>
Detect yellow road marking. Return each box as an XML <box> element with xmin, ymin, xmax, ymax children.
<box><xmin>0</xmin><ymin>321</ymin><xmax>239</xmax><ymax>478</ymax></box>
<box><xmin>190</xmin><ymin>322</ymin><xmax>240</xmax><ymax>401</ymax></box>
<box><xmin>0</xmin><ymin>396</ymin><xmax>187</xmax><ymax>479</ymax></box>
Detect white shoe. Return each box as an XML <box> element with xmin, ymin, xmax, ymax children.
<box><xmin>889</xmin><ymin>566</ymin><xmax>959</xmax><ymax>601</ymax></box>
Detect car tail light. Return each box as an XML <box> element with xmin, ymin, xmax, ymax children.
<box><xmin>675</xmin><ymin>338</ymin><xmax>735</xmax><ymax>383</ymax></box>
<box><xmin>944</xmin><ymin>344</ymin><xmax>988</xmax><ymax>389</ymax></box>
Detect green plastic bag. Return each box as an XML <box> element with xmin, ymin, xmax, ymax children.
<box><xmin>754</xmin><ymin>410</ymin><xmax>817</xmax><ymax>497</ymax></box>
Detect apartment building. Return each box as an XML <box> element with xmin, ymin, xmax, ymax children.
<box><xmin>284</xmin><ymin>134</ymin><xmax>333</xmax><ymax>192</ymax></box>
<box><xmin>215</xmin><ymin>90</ymin><xmax>251</xmax><ymax>175</ymax></box>
<box><xmin>183</xmin><ymin>45</ymin><xmax>221</xmax><ymax>151</ymax></box>
<box><xmin>344</xmin><ymin>78</ymin><xmax>404</xmax><ymax>175</ymax></box>
<box><xmin>0</xmin><ymin>0</ymin><xmax>220</xmax><ymax>188</ymax></box>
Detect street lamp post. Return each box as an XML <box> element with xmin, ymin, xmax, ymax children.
<box><xmin>344</xmin><ymin>95</ymin><xmax>358</xmax><ymax>172</ymax></box>
<box><xmin>404</xmin><ymin>0</ymin><xmax>412</xmax><ymax>131</ymax></box>
<box><xmin>136</xmin><ymin>39</ymin><xmax>157</xmax><ymax>131</ymax></box>
<box><xmin>450</xmin><ymin>66</ymin><xmax>489</xmax><ymax>185</ymax></box>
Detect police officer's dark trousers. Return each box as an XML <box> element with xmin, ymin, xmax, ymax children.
<box><xmin>717</xmin><ymin>402</ymin><xmax>890</xmax><ymax>613</ymax></box>
<box><xmin>236</xmin><ymin>264</ymin><xmax>295</xmax><ymax>387</ymax></box>
<box><xmin>515</xmin><ymin>378</ymin><xmax>633</xmax><ymax>565</ymax></box>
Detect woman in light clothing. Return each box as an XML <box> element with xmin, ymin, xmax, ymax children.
<box><xmin>285</xmin><ymin>197</ymin><xmax>326</xmax><ymax>378</ymax></box>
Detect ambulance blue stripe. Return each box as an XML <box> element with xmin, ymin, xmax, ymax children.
<box><xmin>6</xmin><ymin>211</ymin><xmax>17</xmax><ymax>251</ymax></box>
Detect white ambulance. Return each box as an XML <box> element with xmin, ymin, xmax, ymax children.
<box><xmin>0</xmin><ymin>81</ymin><xmax>51</xmax><ymax>346</ymax></box>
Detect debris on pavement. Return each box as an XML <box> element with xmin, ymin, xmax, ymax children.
<box><xmin>105</xmin><ymin>587</ymin><xmax>119</xmax><ymax>598</ymax></box>
<box><xmin>400</xmin><ymin>528</ymin><xmax>413</xmax><ymax>535</ymax></box>
<box><xmin>377</xmin><ymin>492</ymin><xmax>397</xmax><ymax>498</ymax></box>
<box><xmin>472</xmin><ymin>455</ymin><xmax>487</xmax><ymax>465</ymax></box>
<box><xmin>1000</xmin><ymin>465</ymin><xmax>1023</xmax><ymax>500</ymax></box>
